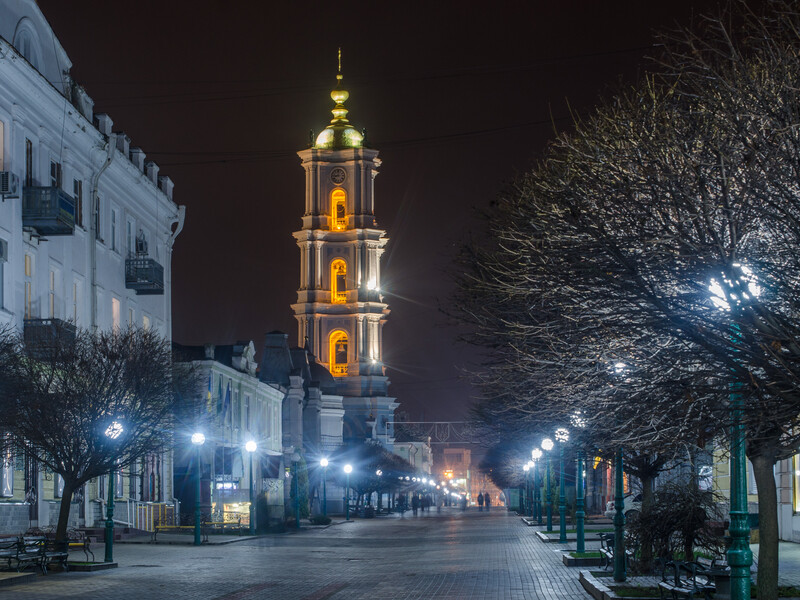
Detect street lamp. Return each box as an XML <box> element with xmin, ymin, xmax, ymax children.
<box><xmin>343</xmin><ymin>464</ymin><xmax>353</xmax><ymax>521</ymax></box>
<box><xmin>532</xmin><ymin>448</ymin><xmax>543</xmax><ymax>525</ymax></box>
<box><xmin>555</xmin><ymin>428</ymin><xmax>570</xmax><ymax>543</ymax></box>
<box><xmin>523</xmin><ymin>463</ymin><xmax>530</xmax><ymax>516</ymax></box>
<box><xmin>104</xmin><ymin>421</ymin><xmax>123</xmax><ymax>563</ymax></box>
<box><xmin>191</xmin><ymin>432</ymin><xmax>205</xmax><ymax>546</ymax></box>
<box><xmin>710</xmin><ymin>264</ymin><xmax>758</xmax><ymax>600</ymax></box>
<box><xmin>541</xmin><ymin>437</ymin><xmax>554</xmax><ymax>532</ymax></box>
<box><xmin>376</xmin><ymin>469</ymin><xmax>383</xmax><ymax>512</ymax></box>
<box><xmin>570</xmin><ymin>411</ymin><xmax>587</xmax><ymax>554</ymax></box>
<box><xmin>245</xmin><ymin>440</ymin><xmax>257</xmax><ymax>535</ymax></box>
<box><xmin>320</xmin><ymin>458</ymin><xmax>329</xmax><ymax>517</ymax></box>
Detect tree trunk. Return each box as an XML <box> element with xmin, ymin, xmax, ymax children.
<box><xmin>751</xmin><ymin>453</ymin><xmax>778</xmax><ymax>600</ymax></box>
<box><xmin>55</xmin><ymin>481</ymin><xmax>75</xmax><ymax>550</ymax></box>
<box><xmin>639</xmin><ymin>473</ymin><xmax>655</xmax><ymax>572</ymax></box>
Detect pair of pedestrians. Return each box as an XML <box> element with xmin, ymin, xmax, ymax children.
<box><xmin>477</xmin><ymin>492</ymin><xmax>491</xmax><ymax>511</ymax></box>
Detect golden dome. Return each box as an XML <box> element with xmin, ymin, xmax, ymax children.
<box><xmin>314</xmin><ymin>58</ymin><xmax>363</xmax><ymax>150</ymax></box>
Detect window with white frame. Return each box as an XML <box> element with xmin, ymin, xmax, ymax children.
<box><xmin>111</xmin><ymin>297</ymin><xmax>120</xmax><ymax>330</ymax></box>
<box><xmin>25</xmin><ymin>139</ymin><xmax>33</xmax><ymax>186</ymax></box>
<box><xmin>24</xmin><ymin>254</ymin><xmax>34</xmax><ymax>319</ymax></box>
<box><xmin>73</xmin><ymin>179</ymin><xmax>83</xmax><ymax>228</ymax></box>
<box><xmin>48</xmin><ymin>269</ymin><xmax>55</xmax><ymax>318</ymax></box>
<box><xmin>111</xmin><ymin>208</ymin><xmax>118</xmax><ymax>252</ymax></box>
<box><xmin>50</xmin><ymin>160</ymin><xmax>62</xmax><ymax>188</ymax></box>
<box><xmin>72</xmin><ymin>280</ymin><xmax>81</xmax><ymax>325</ymax></box>
<box><xmin>126</xmin><ymin>219</ymin><xmax>135</xmax><ymax>258</ymax></box>
<box><xmin>142</xmin><ymin>315</ymin><xmax>150</xmax><ymax>330</ymax></box>
<box><xmin>793</xmin><ymin>454</ymin><xmax>800</xmax><ymax>513</ymax></box>
<box><xmin>128</xmin><ymin>307</ymin><xmax>134</xmax><ymax>327</ymax></box>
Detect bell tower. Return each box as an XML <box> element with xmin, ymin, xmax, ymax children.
<box><xmin>292</xmin><ymin>57</ymin><xmax>397</xmax><ymax>444</ymax></box>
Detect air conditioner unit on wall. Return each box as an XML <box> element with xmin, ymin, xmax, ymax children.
<box><xmin>0</xmin><ymin>171</ymin><xmax>19</xmax><ymax>198</ymax></box>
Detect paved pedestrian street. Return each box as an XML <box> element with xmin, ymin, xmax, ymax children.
<box><xmin>5</xmin><ymin>508</ymin><xmax>593</xmax><ymax>600</ymax></box>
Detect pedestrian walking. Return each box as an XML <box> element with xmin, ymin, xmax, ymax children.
<box><xmin>412</xmin><ymin>492</ymin><xmax>420</xmax><ymax>516</ymax></box>
<box><xmin>485</xmin><ymin>493</ymin><xmax>491</xmax><ymax>511</ymax></box>
<box><xmin>477</xmin><ymin>492</ymin><xmax>484</xmax><ymax>512</ymax></box>
<box><xmin>460</xmin><ymin>495</ymin><xmax>467</xmax><ymax>511</ymax></box>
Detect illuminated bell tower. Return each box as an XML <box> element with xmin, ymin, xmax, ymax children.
<box><xmin>292</xmin><ymin>58</ymin><xmax>396</xmax><ymax>444</ymax></box>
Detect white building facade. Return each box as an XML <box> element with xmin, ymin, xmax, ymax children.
<box><xmin>0</xmin><ymin>0</ymin><xmax>184</xmax><ymax>533</ymax></box>
<box><xmin>174</xmin><ymin>343</ymin><xmax>285</xmax><ymax>530</ymax></box>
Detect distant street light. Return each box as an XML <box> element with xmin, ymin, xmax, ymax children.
<box><xmin>191</xmin><ymin>432</ymin><xmax>205</xmax><ymax>546</ymax></box>
<box><xmin>104</xmin><ymin>421</ymin><xmax>124</xmax><ymax>563</ymax></box>
<box><xmin>344</xmin><ymin>464</ymin><xmax>353</xmax><ymax>521</ymax></box>
<box><xmin>541</xmin><ymin>437</ymin><xmax>554</xmax><ymax>532</ymax></box>
<box><xmin>245</xmin><ymin>440</ymin><xmax>257</xmax><ymax>535</ymax></box>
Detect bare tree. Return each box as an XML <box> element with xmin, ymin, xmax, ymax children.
<box><xmin>0</xmin><ymin>325</ymin><xmax>196</xmax><ymax>546</ymax></box>
<box><xmin>451</xmin><ymin>2</ymin><xmax>800</xmax><ymax>596</ymax></box>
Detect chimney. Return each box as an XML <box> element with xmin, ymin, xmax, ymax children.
<box><xmin>115</xmin><ymin>133</ymin><xmax>130</xmax><ymax>156</ymax></box>
<box><xmin>130</xmin><ymin>148</ymin><xmax>146</xmax><ymax>171</ymax></box>
<box><xmin>94</xmin><ymin>113</ymin><xmax>113</xmax><ymax>136</ymax></box>
<box><xmin>145</xmin><ymin>161</ymin><xmax>160</xmax><ymax>185</ymax></box>
<box><xmin>158</xmin><ymin>175</ymin><xmax>174</xmax><ymax>200</ymax></box>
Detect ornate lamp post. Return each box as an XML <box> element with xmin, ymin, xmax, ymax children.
<box><xmin>531</xmin><ymin>448</ymin><xmax>543</xmax><ymax>524</ymax></box>
<box><xmin>245</xmin><ymin>440</ymin><xmax>257</xmax><ymax>535</ymax></box>
<box><xmin>526</xmin><ymin>462</ymin><xmax>534</xmax><ymax>517</ymax></box>
<box><xmin>523</xmin><ymin>463</ymin><xmax>530</xmax><ymax>517</ymax></box>
<box><xmin>571</xmin><ymin>411</ymin><xmax>587</xmax><ymax>554</ymax></box>
<box><xmin>191</xmin><ymin>432</ymin><xmax>205</xmax><ymax>546</ymax></box>
<box><xmin>541</xmin><ymin>437</ymin><xmax>554</xmax><ymax>532</ymax></box>
<box><xmin>320</xmin><ymin>458</ymin><xmax>329</xmax><ymax>517</ymax></box>
<box><xmin>343</xmin><ymin>464</ymin><xmax>353</xmax><ymax>521</ymax></box>
<box><xmin>104</xmin><ymin>421</ymin><xmax>123</xmax><ymax>563</ymax></box>
<box><xmin>710</xmin><ymin>265</ymin><xmax>757</xmax><ymax>600</ymax></box>
<box><xmin>555</xmin><ymin>427</ymin><xmax>570</xmax><ymax>543</ymax></box>
<box><xmin>376</xmin><ymin>469</ymin><xmax>383</xmax><ymax>512</ymax></box>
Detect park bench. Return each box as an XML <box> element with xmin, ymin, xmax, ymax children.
<box><xmin>658</xmin><ymin>560</ymin><xmax>715</xmax><ymax>600</ymax></box>
<box><xmin>203</xmin><ymin>518</ymin><xmax>242</xmax><ymax>535</ymax></box>
<box><xmin>24</xmin><ymin>526</ymin><xmax>93</xmax><ymax>563</ymax></box>
<box><xmin>598</xmin><ymin>532</ymin><xmax>639</xmax><ymax>572</ymax></box>
<box><xmin>151</xmin><ymin>522</ymin><xmax>208</xmax><ymax>543</ymax></box>
<box><xmin>0</xmin><ymin>537</ymin><xmax>19</xmax><ymax>570</ymax></box>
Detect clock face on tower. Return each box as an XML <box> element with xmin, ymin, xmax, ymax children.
<box><xmin>330</xmin><ymin>167</ymin><xmax>347</xmax><ymax>185</ymax></box>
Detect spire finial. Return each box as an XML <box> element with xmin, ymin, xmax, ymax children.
<box><xmin>338</xmin><ymin>47</ymin><xmax>342</xmax><ymax>74</ymax></box>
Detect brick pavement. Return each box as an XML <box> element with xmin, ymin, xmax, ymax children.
<box><xmin>1</xmin><ymin>507</ymin><xmax>595</xmax><ymax>600</ymax></box>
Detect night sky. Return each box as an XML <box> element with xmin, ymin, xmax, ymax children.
<box><xmin>36</xmin><ymin>1</ymin><xmax>726</xmax><ymax>421</ymax></box>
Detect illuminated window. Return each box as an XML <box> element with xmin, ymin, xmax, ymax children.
<box><xmin>331</xmin><ymin>259</ymin><xmax>347</xmax><ymax>303</ymax></box>
<box><xmin>112</xmin><ymin>297</ymin><xmax>120</xmax><ymax>330</ymax></box>
<box><xmin>329</xmin><ymin>331</ymin><xmax>348</xmax><ymax>376</ymax></box>
<box><xmin>794</xmin><ymin>454</ymin><xmax>800</xmax><ymax>513</ymax></box>
<box><xmin>24</xmin><ymin>254</ymin><xmax>33</xmax><ymax>319</ymax></box>
<box><xmin>331</xmin><ymin>189</ymin><xmax>347</xmax><ymax>230</ymax></box>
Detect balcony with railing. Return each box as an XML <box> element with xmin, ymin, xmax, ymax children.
<box><xmin>125</xmin><ymin>257</ymin><xmax>164</xmax><ymax>295</ymax></box>
<box><xmin>22</xmin><ymin>187</ymin><xmax>76</xmax><ymax>236</ymax></box>
<box><xmin>23</xmin><ymin>318</ymin><xmax>77</xmax><ymax>351</ymax></box>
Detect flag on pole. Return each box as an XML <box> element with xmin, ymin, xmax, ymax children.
<box><xmin>206</xmin><ymin>373</ymin><xmax>212</xmax><ymax>410</ymax></box>
<box><xmin>216</xmin><ymin>377</ymin><xmax>223</xmax><ymax>415</ymax></box>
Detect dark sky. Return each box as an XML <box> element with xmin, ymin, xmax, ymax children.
<box><xmin>37</xmin><ymin>1</ymin><xmax>726</xmax><ymax>421</ymax></box>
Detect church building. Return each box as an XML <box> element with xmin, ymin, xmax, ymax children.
<box><xmin>291</xmin><ymin>61</ymin><xmax>398</xmax><ymax>450</ymax></box>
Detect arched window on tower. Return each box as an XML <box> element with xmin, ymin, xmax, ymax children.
<box><xmin>331</xmin><ymin>189</ymin><xmax>347</xmax><ymax>230</ymax></box>
<box><xmin>331</xmin><ymin>259</ymin><xmax>347</xmax><ymax>303</ymax></box>
<box><xmin>329</xmin><ymin>331</ymin><xmax>348</xmax><ymax>376</ymax></box>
